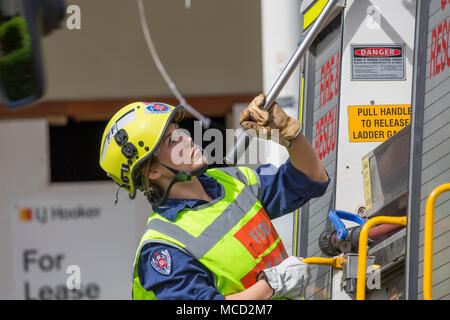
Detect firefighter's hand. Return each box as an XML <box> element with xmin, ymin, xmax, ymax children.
<box><xmin>239</xmin><ymin>94</ymin><xmax>302</xmax><ymax>148</ymax></box>
<box><xmin>257</xmin><ymin>256</ymin><xmax>310</xmax><ymax>300</ymax></box>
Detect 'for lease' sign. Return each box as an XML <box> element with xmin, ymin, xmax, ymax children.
<box><xmin>10</xmin><ymin>195</ymin><xmax>137</xmax><ymax>300</ymax></box>
<box><xmin>348</xmin><ymin>104</ymin><xmax>411</xmax><ymax>142</ymax></box>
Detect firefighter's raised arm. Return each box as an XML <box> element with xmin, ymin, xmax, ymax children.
<box><xmin>239</xmin><ymin>94</ymin><xmax>328</xmax><ymax>183</ymax></box>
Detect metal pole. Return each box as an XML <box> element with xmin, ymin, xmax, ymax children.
<box><xmin>424</xmin><ymin>183</ymin><xmax>450</xmax><ymax>300</ymax></box>
<box><xmin>224</xmin><ymin>0</ymin><xmax>340</xmax><ymax>165</ymax></box>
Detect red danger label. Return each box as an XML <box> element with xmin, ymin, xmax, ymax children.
<box><xmin>354</xmin><ymin>48</ymin><xmax>401</xmax><ymax>57</ymax></box>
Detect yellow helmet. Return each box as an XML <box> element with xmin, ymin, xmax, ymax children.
<box><xmin>99</xmin><ymin>101</ymin><xmax>184</xmax><ymax>199</ymax></box>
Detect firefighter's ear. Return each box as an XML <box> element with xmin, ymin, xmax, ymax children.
<box><xmin>147</xmin><ymin>163</ymin><xmax>163</xmax><ymax>180</ymax></box>
<box><xmin>148</xmin><ymin>168</ymin><xmax>162</xmax><ymax>180</ymax></box>
<box><xmin>0</xmin><ymin>0</ymin><xmax>64</xmax><ymax>109</ymax></box>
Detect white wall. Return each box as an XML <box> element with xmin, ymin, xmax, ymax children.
<box><xmin>260</xmin><ymin>0</ymin><xmax>303</xmax><ymax>256</ymax></box>
<box><xmin>41</xmin><ymin>0</ymin><xmax>263</xmax><ymax>101</ymax></box>
<box><xmin>0</xmin><ymin>119</ymin><xmax>149</xmax><ymax>299</ymax></box>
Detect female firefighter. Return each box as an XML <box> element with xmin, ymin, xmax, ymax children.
<box><xmin>99</xmin><ymin>94</ymin><xmax>329</xmax><ymax>300</ymax></box>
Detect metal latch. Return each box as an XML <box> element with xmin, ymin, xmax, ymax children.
<box><xmin>342</xmin><ymin>253</ymin><xmax>376</xmax><ymax>294</ymax></box>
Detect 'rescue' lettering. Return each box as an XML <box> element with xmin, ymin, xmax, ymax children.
<box><xmin>316</xmin><ymin>49</ymin><xmax>340</xmax><ymax>160</ymax></box>
<box><xmin>320</xmin><ymin>51</ymin><xmax>340</xmax><ymax>109</ymax></box>
<box><xmin>429</xmin><ymin>4</ymin><xmax>450</xmax><ymax>79</ymax></box>
<box><xmin>314</xmin><ymin>105</ymin><xmax>338</xmax><ymax>160</ymax></box>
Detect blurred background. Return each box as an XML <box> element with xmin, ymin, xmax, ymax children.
<box><xmin>0</xmin><ymin>0</ymin><xmax>302</xmax><ymax>299</ymax></box>
<box><xmin>1</xmin><ymin>0</ymin><xmax>448</xmax><ymax>301</ymax></box>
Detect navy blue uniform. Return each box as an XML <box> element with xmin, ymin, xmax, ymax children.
<box><xmin>137</xmin><ymin>158</ymin><xmax>329</xmax><ymax>299</ymax></box>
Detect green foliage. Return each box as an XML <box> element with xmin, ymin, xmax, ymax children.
<box><xmin>0</xmin><ymin>16</ymin><xmax>30</xmax><ymax>53</ymax></box>
<box><xmin>0</xmin><ymin>16</ymin><xmax>37</xmax><ymax>101</ymax></box>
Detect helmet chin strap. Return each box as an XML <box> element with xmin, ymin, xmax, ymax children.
<box><xmin>148</xmin><ymin>161</ymin><xmax>209</xmax><ymax>208</ymax></box>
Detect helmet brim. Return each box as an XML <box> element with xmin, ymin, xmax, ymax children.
<box><xmin>129</xmin><ymin>105</ymin><xmax>185</xmax><ymax>199</ymax></box>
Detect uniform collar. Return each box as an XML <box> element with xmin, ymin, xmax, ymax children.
<box><xmin>151</xmin><ymin>174</ymin><xmax>222</xmax><ymax>222</ymax></box>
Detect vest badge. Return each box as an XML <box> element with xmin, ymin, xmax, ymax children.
<box><xmin>151</xmin><ymin>249</ymin><xmax>172</xmax><ymax>275</ymax></box>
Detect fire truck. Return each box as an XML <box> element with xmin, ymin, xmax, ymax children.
<box><xmin>258</xmin><ymin>0</ymin><xmax>449</xmax><ymax>300</ymax></box>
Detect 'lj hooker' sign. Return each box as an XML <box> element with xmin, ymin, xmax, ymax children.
<box><xmin>348</xmin><ymin>104</ymin><xmax>411</xmax><ymax>142</ymax></box>
<box><xmin>11</xmin><ymin>195</ymin><xmax>136</xmax><ymax>299</ymax></box>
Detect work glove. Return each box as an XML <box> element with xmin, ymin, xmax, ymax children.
<box><xmin>239</xmin><ymin>94</ymin><xmax>302</xmax><ymax>148</ymax></box>
<box><xmin>257</xmin><ymin>256</ymin><xmax>310</xmax><ymax>300</ymax></box>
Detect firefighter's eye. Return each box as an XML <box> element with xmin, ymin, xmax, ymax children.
<box><xmin>168</xmin><ymin>134</ymin><xmax>177</xmax><ymax>146</ymax></box>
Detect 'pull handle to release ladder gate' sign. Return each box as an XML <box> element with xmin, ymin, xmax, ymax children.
<box><xmin>224</xmin><ymin>0</ymin><xmax>340</xmax><ymax>165</ymax></box>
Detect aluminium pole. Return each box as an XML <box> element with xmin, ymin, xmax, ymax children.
<box><xmin>224</xmin><ymin>0</ymin><xmax>340</xmax><ymax>165</ymax></box>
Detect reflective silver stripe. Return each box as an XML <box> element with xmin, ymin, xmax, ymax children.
<box><xmin>216</xmin><ymin>166</ymin><xmax>247</xmax><ymax>183</ymax></box>
<box><xmin>215</xmin><ymin>167</ymin><xmax>261</xmax><ymax>199</ymax></box>
<box><xmin>191</xmin><ymin>186</ymin><xmax>256</xmax><ymax>257</ymax></box>
<box><xmin>146</xmin><ymin>185</ymin><xmax>257</xmax><ymax>259</ymax></box>
<box><xmin>101</xmin><ymin>109</ymin><xmax>136</xmax><ymax>162</ymax></box>
<box><xmin>248</xmin><ymin>172</ymin><xmax>261</xmax><ymax>200</ymax></box>
<box><xmin>147</xmin><ymin>218</ymin><xmax>198</xmax><ymax>254</ymax></box>
<box><xmin>138</xmin><ymin>239</ymin><xmax>192</xmax><ymax>257</ymax></box>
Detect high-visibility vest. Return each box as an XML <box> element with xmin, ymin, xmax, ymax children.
<box><xmin>132</xmin><ymin>166</ymin><xmax>288</xmax><ymax>300</ymax></box>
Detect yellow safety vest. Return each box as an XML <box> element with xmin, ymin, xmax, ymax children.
<box><xmin>132</xmin><ymin>166</ymin><xmax>288</xmax><ymax>299</ymax></box>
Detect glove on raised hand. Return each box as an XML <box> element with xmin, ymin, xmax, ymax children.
<box><xmin>239</xmin><ymin>94</ymin><xmax>302</xmax><ymax>148</ymax></box>
<box><xmin>257</xmin><ymin>256</ymin><xmax>310</xmax><ymax>300</ymax></box>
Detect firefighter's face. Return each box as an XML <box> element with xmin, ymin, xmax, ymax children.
<box><xmin>152</xmin><ymin>123</ymin><xmax>206</xmax><ymax>179</ymax></box>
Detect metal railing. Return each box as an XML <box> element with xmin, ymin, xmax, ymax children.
<box><xmin>304</xmin><ymin>182</ymin><xmax>449</xmax><ymax>300</ymax></box>
<box><xmin>356</xmin><ymin>216</ymin><xmax>407</xmax><ymax>300</ymax></box>
<box><xmin>424</xmin><ymin>183</ymin><xmax>450</xmax><ymax>300</ymax></box>
<box><xmin>302</xmin><ymin>256</ymin><xmax>345</xmax><ymax>269</ymax></box>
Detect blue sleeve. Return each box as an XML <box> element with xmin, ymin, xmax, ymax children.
<box><xmin>138</xmin><ymin>244</ymin><xmax>225</xmax><ymax>300</ymax></box>
<box><xmin>256</xmin><ymin>158</ymin><xmax>330</xmax><ymax>219</ymax></box>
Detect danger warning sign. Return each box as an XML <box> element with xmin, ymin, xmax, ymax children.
<box><xmin>351</xmin><ymin>44</ymin><xmax>405</xmax><ymax>80</ymax></box>
<box><xmin>348</xmin><ymin>104</ymin><xmax>411</xmax><ymax>142</ymax></box>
